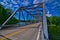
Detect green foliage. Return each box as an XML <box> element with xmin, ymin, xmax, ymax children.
<box><xmin>0</xmin><ymin>4</ymin><xmax>18</xmax><ymax>25</ymax></box>
<box><xmin>47</xmin><ymin>16</ymin><xmax>60</xmax><ymax>40</ymax></box>
<box><xmin>48</xmin><ymin>25</ymin><xmax>60</xmax><ymax>40</ymax></box>
<box><xmin>47</xmin><ymin>16</ymin><xmax>60</xmax><ymax>26</ymax></box>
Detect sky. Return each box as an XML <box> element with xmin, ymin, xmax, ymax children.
<box><xmin>0</xmin><ymin>0</ymin><xmax>60</xmax><ymax>17</ymax></box>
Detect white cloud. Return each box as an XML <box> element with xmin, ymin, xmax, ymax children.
<box><xmin>22</xmin><ymin>0</ymin><xmax>29</xmax><ymax>6</ymax></box>
<box><xmin>33</xmin><ymin>0</ymin><xmax>40</xmax><ymax>7</ymax></box>
<box><xmin>46</xmin><ymin>11</ymin><xmax>52</xmax><ymax>17</ymax></box>
<box><xmin>46</xmin><ymin>13</ymin><xmax>52</xmax><ymax>17</ymax></box>
<box><xmin>33</xmin><ymin>0</ymin><xmax>40</xmax><ymax>4</ymax></box>
<box><xmin>33</xmin><ymin>0</ymin><xmax>49</xmax><ymax>3</ymax></box>
<box><xmin>9</xmin><ymin>4</ymin><xmax>13</xmax><ymax>7</ymax></box>
<box><xmin>45</xmin><ymin>0</ymin><xmax>48</xmax><ymax>2</ymax></box>
<box><xmin>14</xmin><ymin>5</ymin><xmax>19</xmax><ymax>7</ymax></box>
<box><xmin>0</xmin><ymin>2</ymin><xmax>5</xmax><ymax>5</ymax></box>
<box><xmin>11</xmin><ymin>0</ymin><xmax>17</xmax><ymax>4</ymax></box>
<box><xmin>3</xmin><ymin>0</ymin><xmax>6</xmax><ymax>2</ymax></box>
<box><xmin>47</xmin><ymin>11</ymin><xmax>49</xmax><ymax>14</ymax></box>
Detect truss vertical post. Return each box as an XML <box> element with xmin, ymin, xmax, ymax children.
<box><xmin>21</xmin><ymin>10</ymin><xmax>26</xmax><ymax>25</ymax></box>
<box><xmin>19</xmin><ymin>11</ymin><xmax>21</xmax><ymax>26</ymax></box>
<box><xmin>26</xmin><ymin>13</ymin><xmax>29</xmax><ymax>25</ymax></box>
<box><xmin>41</xmin><ymin>2</ymin><xmax>49</xmax><ymax>40</ymax></box>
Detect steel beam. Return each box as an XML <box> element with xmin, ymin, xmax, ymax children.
<box><xmin>0</xmin><ymin>7</ymin><xmax>20</xmax><ymax>29</ymax></box>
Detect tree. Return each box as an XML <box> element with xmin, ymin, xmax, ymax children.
<box><xmin>47</xmin><ymin>16</ymin><xmax>60</xmax><ymax>26</ymax></box>
<box><xmin>0</xmin><ymin>4</ymin><xmax>18</xmax><ymax>25</ymax></box>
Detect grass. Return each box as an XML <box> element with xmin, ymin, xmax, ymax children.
<box><xmin>48</xmin><ymin>24</ymin><xmax>60</xmax><ymax>40</ymax></box>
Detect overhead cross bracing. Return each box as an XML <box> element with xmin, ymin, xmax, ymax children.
<box><xmin>0</xmin><ymin>2</ymin><xmax>43</xmax><ymax>29</ymax></box>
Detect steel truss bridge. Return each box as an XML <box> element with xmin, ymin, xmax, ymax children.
<box><xmin>0</xmin><ymin>2</ymin><xmax>49</xmax><ymax>40</ymax></box>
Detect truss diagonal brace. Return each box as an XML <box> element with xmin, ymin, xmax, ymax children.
<box><xmin>0</xmin><ymin>8</ymin><xmax>19</xmax><ymax>29</ymax></box>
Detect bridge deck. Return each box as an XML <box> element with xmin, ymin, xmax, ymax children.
<box><xmin>0</xmin><ymin>23</ymin><xmax>42</xmax><ymax>40</ymax></box>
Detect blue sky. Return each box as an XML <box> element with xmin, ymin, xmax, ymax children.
<box><xmin>0</xmin><ymin>0</ymin><xmax>60</xmax><ymax>17</ymax></box>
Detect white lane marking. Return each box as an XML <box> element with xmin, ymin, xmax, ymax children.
<box><xmin>36</xmin><ymin>24</ymin><xmax>41</xmax><ymax>40</ymax></box>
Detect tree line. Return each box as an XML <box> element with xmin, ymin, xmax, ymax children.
<box><xmin>47</xmin><ymin>16</ymin><xmax>60</xmax><ymax>26</ymax></box>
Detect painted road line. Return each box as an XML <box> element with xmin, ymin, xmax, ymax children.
<box><xmin>36</xmin><ymin>24</ymin><xmax>42</xmax><ymax>40</ymax></box>
<box><xmin>36</xmin><ymin>27</ymin><xmax>40</xmax><ymax>40</ymax></box>
<box><xmin>0</xmin><ymin>28</ymin><xmax>29</xmax><ymax>40</ymax></box>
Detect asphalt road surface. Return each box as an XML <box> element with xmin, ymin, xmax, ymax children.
<box><xmin>0</xmin><ymin>23</ymin><xmax>41</xmax><ymax>40</ymax></box>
